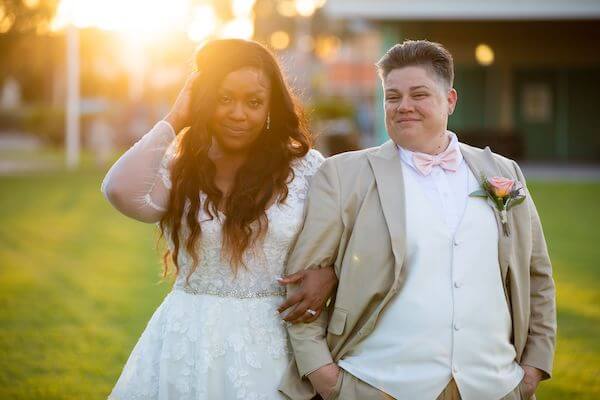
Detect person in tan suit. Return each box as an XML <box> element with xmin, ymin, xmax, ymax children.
<box><xmin>278</xmin><ymin>40</ymin><xmax>556</xmax><ymax>400</ymax></box>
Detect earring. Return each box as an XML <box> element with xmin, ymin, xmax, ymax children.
<box><xmin>266</xmin><ymin>113</ymin><xmax>271</xmax><ymax>132</ymax></box>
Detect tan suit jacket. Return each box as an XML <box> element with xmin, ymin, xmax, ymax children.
<box><xmin>279</xmin><ymin>140</ymin><xmax>556</xmax><ymax>400</ymax></box>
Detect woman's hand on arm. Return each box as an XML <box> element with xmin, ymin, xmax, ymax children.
<box><xmin>277</xmin><ymin>266</ymin><xmax>338</xmax><ymax>324</ymax></box>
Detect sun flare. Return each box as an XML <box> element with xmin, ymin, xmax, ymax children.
<box><xmin>52</xmin><ymin>0</ymin><xmax>256</xmax><ymax>42</ymax></box>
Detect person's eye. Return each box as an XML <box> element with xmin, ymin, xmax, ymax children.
<box><xmin>385</xmin><ymin>96</ymin><xmax>399</xmax><ymax>102</ymax></box>
<box><xmin>248</xmin><ymin>99</ymin><xmax>263</xmax><ymax>108</ymax></box>
<box><xmin>413</xmin><ymin>93</ymin><xmax>428</xmax><ymax>99</ymax></box>
<box><xmin>218</xmin><ymin>96</ymin><xmax>231</xmax><ymax>104</ymax></box>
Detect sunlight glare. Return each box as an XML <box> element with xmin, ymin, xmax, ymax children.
<box><xmin>295</xmin><ymin>0</ymin><xmax>318</xmax><ymax>17</ymax></box>
<box><xmin>276</xmin><ymin>0</ymin><xmax>297</xmax><ymax>17</ymax></box>
<box><xmin>231</xmin><ymin>0</ymin><xmax>256</xmax><ymax>18</ymax></box>
<box><xmin>53</xmin><ymin>0</ymin><xmax>259</xmax><ymax>42</ymax></box>
<box><xmin>270</xmin><ymin>30</ymin><xmax>290</xmax><ymax>50</ymax></box>
<box><xmin>187</xmin><ymin>4</ymin><xmax>219</xmax><ymax>42</ymax></box>
<box><xmin>219</xmin><ymin>17</ymin><xmax>254</xmax><ymax>40</ymax></box>
<box><xmin>52</xmin><ymin>0</ymin><xmax>189</xmax><ymax>41</ymax></box>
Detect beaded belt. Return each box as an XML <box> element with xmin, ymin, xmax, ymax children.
<box><xmin>176</xmin><ymin>285</ymin><xmax>286</xmax><ymax>299</ymax></box>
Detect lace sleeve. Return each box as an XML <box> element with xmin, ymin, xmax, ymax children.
<box><xmin>289</xmin><ymin>148</ymin><xmax>325</xmax><ymax>201</ymax></box>
<box><xmin>100</xmin><ymin>120</ymin><xmax>177</xmax><ymax>223</ymax></box>
<box><xmin>157</xmin><ymin>139</ymin><xmax>177</xmax><ymax>190</ymax></box>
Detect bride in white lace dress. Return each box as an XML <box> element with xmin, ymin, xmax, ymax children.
<box><xmin>101</xmin><ymin>39</ymin><xmax>337</xmax><ymax>400</ymax></box>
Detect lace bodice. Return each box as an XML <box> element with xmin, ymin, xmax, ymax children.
<box><xmin>101</xmin><ymin>121</ymin><xmax>324</xmax><ymax>297</ymax></box>
<box><xmin>164</xmin><ymin>147</ymin><xmax>324</xmax><ymax>298</ymax></box>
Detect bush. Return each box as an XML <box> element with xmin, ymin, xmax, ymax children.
<box><xmin>0</xmin><ymin>105</ymin><xmax>65</xmax><ymax>146</ymax></box>
<box><xmin>309</xmin><ymin>97</ymin><xmax>355</xmax><ymax>121</ymax></box>
<box><xmin>0</xmin><ymin>109</ymin><xmax>24</xmax><ymax>131</ymax></box>
<box><xmin>22</xmin><ymin>105</ymin><xmax>65</xmax><ymax>146</ymax></box>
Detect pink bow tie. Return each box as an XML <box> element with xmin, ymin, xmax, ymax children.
<box><xmin>412</xmin><ymin>146</ymin><xmax>460</xmax><ymax>176</ymax></box>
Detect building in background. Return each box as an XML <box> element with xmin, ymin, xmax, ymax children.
<box><xmin>318</xmin><ymin>0</ymin><xmax>600</xmax><ymax>161</ymax></box>
<box><xmin>3</xmin><ymin>0</ymin><xmax>600</xmax><ymax>162</ymax></box>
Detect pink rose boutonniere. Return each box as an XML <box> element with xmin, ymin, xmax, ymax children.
<box><xmin>470</xmin><ymin>176</ymin><xmax>526</xmax><ymax>236</ymax></box>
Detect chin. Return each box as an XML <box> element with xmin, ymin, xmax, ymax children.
<box><xmin>391</xmin><ymin>127</ymin><xmax>419</xmax><ymax>140</ymax></box>
<box><xmin>390</xmin><ymin>131</ymin><xmax>423</xmax><ymax>149</ymax></box>
<box><xmin>215</xmin><ymin>135</ymin><xmax>254</xmax><ymax>153</ymax></box>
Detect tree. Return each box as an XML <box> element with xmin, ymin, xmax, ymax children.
<box><xmin>0</xmin><ymin>0</ymin><xmax>58</xmax><ymax>34</ymax></box>
<box><xmin>0</xmin><ymin>1</ymin><xmax>60</xmax><ymax>101</ymax></box>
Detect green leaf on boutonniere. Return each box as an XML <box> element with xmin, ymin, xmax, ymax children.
<box><xmin>506</xmin><ymin>196</ymin><xmax>526</xmax><ymax>210</ymax></box>
<box><xmin>469</xmin><ymin>189</ymin><xmax>488</xmax><ymax>198</ymax></box>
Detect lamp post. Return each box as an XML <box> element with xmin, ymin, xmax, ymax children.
<box><xmin>65</xmin><ymin>23</ymin><xmax>80</xmax><ymax>170</ymax></box>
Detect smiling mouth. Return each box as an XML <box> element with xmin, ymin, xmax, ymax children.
<box><xmin>223</xmin><ymin>126</ymin><xmax>248</xmax><ymax>135</ymax></box>
<box><xmin>397</xmin><ymin>119</ymin><xmax>420</xmax><ymax>123</ymax></box>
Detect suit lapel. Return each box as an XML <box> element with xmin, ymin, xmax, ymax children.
<box><xmin>367</xmin><ymin>140</ymin><xmax>407</xmax><ymax>277</ymax></box>
<box><xmin>460</xmin><ymin>143</ymin><xmax>512</xmax><ymax>283</ymax></box>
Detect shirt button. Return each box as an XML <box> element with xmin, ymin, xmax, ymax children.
<box><xmin>454</xmin><ymin>323</ymin><xmax>460</xmax><ymax>331</ymax></box>
<box><xmin>453</xmin><ymin>239</ymin><xmax>460</xmax><ymax>246</ymax></box>
<box><xmin>454</xmin><ymin>281</ymin><xmax>462</xmax><ymax>288</ymax></box>
<box><xmin>453</xmin><ymin>366</ymin><xmax>459</xmax><ymax>374</ymax></box>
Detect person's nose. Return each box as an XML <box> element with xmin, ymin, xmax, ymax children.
<box><xmin>229</xmin><ymin>102</ymin><xmax>246</xmax><ymax>121</ymax></box>
<box><xmin>396</xmin><ymin>97</ymin><xmax>414</xmax><ymax>113</ymax></box>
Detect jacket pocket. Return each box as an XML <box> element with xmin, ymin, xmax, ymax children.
<box><xmin>328</xmin><ymin>308</ymin><xmax>348</xmax><ymax>336</ymax></box>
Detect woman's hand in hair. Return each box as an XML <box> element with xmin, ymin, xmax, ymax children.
<box><xmin>163</xmin><ymin>71</ymin><xmax>201</xmax><ymax>134</ymax></box>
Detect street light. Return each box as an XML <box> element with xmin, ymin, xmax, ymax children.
<box><xmin>52</xmin><ymin>1</ymin><xmax>83</xmax><ymax>170</ymax></box>
<box><xmin>65</xmin><ymin>23</ymin><xmax>80</xmax><ymax>170</ymax></box>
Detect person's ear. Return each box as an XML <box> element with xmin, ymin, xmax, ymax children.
<box><xmin>447</xmin><ymin>88</ymin><xmax>458</xmax><ymax>115</ymax></box>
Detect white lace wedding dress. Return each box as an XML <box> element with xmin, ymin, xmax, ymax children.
<box><xmin>101</xmin><ymin>121</ymin><xmax>324</xmax><ymax>400</ymax></box>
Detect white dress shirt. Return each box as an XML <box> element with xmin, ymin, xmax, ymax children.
<box><xmin>397</xmin><ymin>131</ymin><xmax>468</xmax><ymax>235</ymax></box>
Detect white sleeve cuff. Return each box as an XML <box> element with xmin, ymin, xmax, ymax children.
<box><xmin>156</xmin><ymin>120</ymin><xmax>176</xmax><ymax>138</ymax></box>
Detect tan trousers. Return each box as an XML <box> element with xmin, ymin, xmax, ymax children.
<box><xmin>435</xmin><ymin>379</ymin><xmax>530</xmax><ymax>400</ymax></box>
<box><xmin>327</xmin><ymin>373</ymin><xmax>528</xmax><ymax>400</ymax></box>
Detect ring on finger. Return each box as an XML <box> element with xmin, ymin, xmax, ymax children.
<box><xmin>306</xmin><ymin>309</ymin><xmax>317</xmax><ymax>316</ymax></box>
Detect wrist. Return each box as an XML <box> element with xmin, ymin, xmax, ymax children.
<box><xmin>308</xmin><ymin>363</ymin><xmax>338</xmax><ymax>380</ymax></box>
<box><xmin>163</xmin><ymin>114</ymin><xmax>182</xmax><ymax>134</ymax></box>
<box><xmin>308</xmin><ymin>363</ymin><xmax>340</xmax><ymax>397</ymax></box>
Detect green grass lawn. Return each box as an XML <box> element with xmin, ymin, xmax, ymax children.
<box><xmin>0</xmin><ymin>166</ymin><xmax>599</xmax><ymax>399</ymax></box>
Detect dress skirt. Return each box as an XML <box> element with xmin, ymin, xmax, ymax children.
<box><xmin>108</xmin><ymin>289</ymin><xmax>290</xmax><ymax>400</ymax></box>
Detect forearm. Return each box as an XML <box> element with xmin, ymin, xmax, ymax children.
<box><xmin>521</xmin><ymin>200</ymin><xmax>556</xmax><ymax>378</ymax></box>
<box><xmin>287</xmin><ymin>306</ymin><xmax>333</xmax><ymax>377</ymax></box>
<box><xmin>100</xmin><ymin>120</ymin><xmax>176</xmax><ymax>222</ymax></box>
<box><xmin>285</xmin><ymin>159</ymin><xmax>342</xmax><ymax>376</ymax></box>
<box><xmin>513</xmin><ymin>161</ymin><xmax>557</xmax><ymax>378</ymax></box>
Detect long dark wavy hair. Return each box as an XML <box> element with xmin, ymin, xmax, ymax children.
<box><xmin>158</xmin><ymin>39</ymin><xmax>312</xmax><ymax>280</ymax></box>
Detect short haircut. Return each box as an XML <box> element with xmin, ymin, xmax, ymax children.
<box><xmin>376</xmin><ymin>40</ymin><xmax>454</xmax><ymax>89</ymax></box>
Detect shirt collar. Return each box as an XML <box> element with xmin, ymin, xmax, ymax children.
<box><xmin>397</xmin><ymin>131</ymin><xmax>463</xmax><ymax>172</ymax></box>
